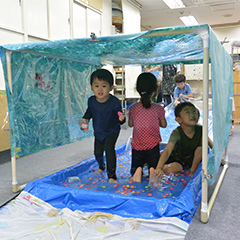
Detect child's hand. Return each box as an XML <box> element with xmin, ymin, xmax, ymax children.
<box><xmin>118</xmin><ymin>112</ymin><xmax>125</xmax><ymax>122</ymax></box>
<box><xmin>78</xmin><ymin>118</ymin><xmax>85</xmax><ymax>126</ymax></box>
<box><xmin>155</xmin><ymin>168</ymin><xmax>164</xmax><ymax>179</ymax></box>
<box><xmin>190</xmin><ymin>168</ymin><xmax>196</xmax><ymax>177</ymax></box>
<box><xmin>78</xmin><ymin>118</ymin><xmax>89</xmax><ymax>131</ymax></box>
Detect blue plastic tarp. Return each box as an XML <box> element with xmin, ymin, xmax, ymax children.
<box><xmin>24</xmin><ymin>143</ymin><xmax>202</xmax><ymax>224</ymax></box>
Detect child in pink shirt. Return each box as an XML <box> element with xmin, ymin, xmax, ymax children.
<box><xmin>128</xmin><ymin>72</ymin><xmax>167</xmax><ymax>182</ymax></box>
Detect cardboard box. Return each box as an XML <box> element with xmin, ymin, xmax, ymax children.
<box><xmin>233</xmin><ymin>106</ymin><xmax>240</xmax><ymax>120</ymax></box>
<box><xmin>233</xmin><ymin>71</ymin><xmax>240</xmax><ymax>83</ymax></box>
<box><xmin>233</xmin><ymin>83</ymin><xmax>240</xmax><ymax>94</ymax></box>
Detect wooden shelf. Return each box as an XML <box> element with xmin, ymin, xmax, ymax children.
<box><xmin>113</xmin><ymin>65</ymin><xmax>125</xmax><ymax>110</ymax></box>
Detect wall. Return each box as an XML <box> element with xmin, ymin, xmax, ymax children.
<box><xmin>121</xmin><ymin>0</ymin><xmax>142</xmax><ymax>99</ymax></box>
<box><xmin>183</xmin><ymin>26</ymin><xmax>240</xmax><ymax>98</ymax></box>
<box><xmin>0</xmin><ymin>0</ymin><xmax>113</xmax><ymax>90</ymax></box>
<box><xmin>212</xmin><ymin>25</ymin><xmax>240</xmax><ymax>54</ymax></box>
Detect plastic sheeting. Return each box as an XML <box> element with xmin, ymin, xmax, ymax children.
<box><xmin>0</xmin><ymin>53</ymin><xmax>96</xmax><ymax>156</ymax></box>
<box><xmin>0</xmin><ymin>24</ymin><xmax>232</xmax><ymax>185</ymax></box>
<box><xmin>0</xmin><ymin>192</ymin><xmax>189</xmax><ymax>240</ymax></box>
<box><xmin>24</xmin><ymin>141</ymin><xmax>202</xmax><ymax>225</ymax></box>
<box><xmin>22</xmin><ymin>102</ymin><xmax>210</xmax><ymax>225</ymax></box>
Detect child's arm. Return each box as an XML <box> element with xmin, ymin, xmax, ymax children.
<box><xmin>118</xmin><ymin>112</ymin><xmax>126</xmax><ymax>124</ymax></box>
<box><xmin>190</xmin><ymin>137</ymin><xmax>218</xmax><ymax>176</ymax></box>
<box><xmin>179</xmin><ymin>92</ymin><xmax>193</xmax><ymax>98</ymax></box>
<box><xmin>159</xmin><ymin>118</ymin><xmax>167</xmax><ymax>128</ymax></box>
<box><xmin>128</xmin><ymin>118</ymin><xmax>134</xmax><ymax>127</ymax></box>
<box><xmin>155</xmin><ymin>142</ymin><xmax>175</xmax><ymax>178</ymax></box>
<box><xmin>190</xmin><ymin>146</ymin><xmax>202</xmax><ymax>176</ymax></box>
<box><xmin>208</xmin><ymin>137</ymin><xmax>213</xmax><ymax>149</ymax></box>
<box><xmin>78</xmin><ymin>106</ymin><xmax>91</xmax><ymax>129</ymax></box>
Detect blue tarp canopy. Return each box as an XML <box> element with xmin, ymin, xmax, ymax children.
<box><xmin>0</xmin><ymin>24</ymin><xmax>233</xmax><ymax>184</ymax></box>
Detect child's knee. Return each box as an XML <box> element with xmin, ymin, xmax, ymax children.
<box><xmin>164</xmin><ymin>163</ymin><xmax>182</xmax><ymax>174</ymax></box>
<box><xmin>163</xmin><ymin>164</ymin><xmax>173</xmax><ymax>174</ymax></box>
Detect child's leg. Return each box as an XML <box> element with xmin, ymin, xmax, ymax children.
<box><xmin>147</xmin><ymin>144</ymin><xmax>160</xmax><ymax>177</ymax></box>
<box><xmin>163</xmin><ymin>162</ymin><xmax>183</xmax><ymax>174</ymax></box>
<box><xmin>94</xmin><ymin>138</ymin><xmax>105</xmax><ymax>173</ymax></box>
<box><xmin>104</xmin><ymin>132</ymin><xmax>119</xmax><ymax>182</ymax></box>
<box><xmin>149</xmin><ymin>167</ymin><xmax>155</xmax><ymax>179</ymax></box>
<box><xmin>131</xmin><ymin>149</ymin><xmax>145</xmax><ymax>183</ymax></box>
<box><xmin>132</xmin><ymin>167</ymin><xmax>143</xmax><ymax>182</ymax></box>
<box><xmin>190</xmin><ymin>147</ymin><xmax>202</xmax><ymax>176</ymax></box>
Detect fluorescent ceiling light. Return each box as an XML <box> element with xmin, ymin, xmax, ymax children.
<box><xmin>162</xmin><ymin>0</ymin><xmax>186</xmax><ymax>9</ymax></box>
<box><xmin>179</xmin><ymin>15</ymin><xmax>199</xmax><ymax>25</ymax></box>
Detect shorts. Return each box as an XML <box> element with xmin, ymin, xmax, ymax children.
<box><xmin>165</xmin><ymin>155</ymin><xmax>191</xmax><ymax>170</ymax></box>
<box><xmin>131</xmin><ymin>144</ymin><xmax>160</xmax><ymax>176</ymax></box>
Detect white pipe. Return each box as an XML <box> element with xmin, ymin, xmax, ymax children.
<box><xmin>200</xmin><ymin>45</ymin><xmax>210</xmax><ymax>223</ymax></box>
<box><xmin>69</xmin><ymin>0</ymin><xmax>73</xmax><ymax>38</ymax></box>
<box><xmin>47</xmin><ymin>0</ymin><xmax>51</xmax><ymax>39</ymax></box>
<box><xmin>6</xmin><ymin>51</ymin><xmax>18</xmax><ymax>193</ymax></box>
<box><xmin>20</xmin><ymin>0</ymin><xmax>28</xmax><ymax>42</ymax></box>
<box><xmin>6</xmin><ymin>51</ymin><xmax>26</xmax><ymax>193</ymax></box>
<box><xmin>208</xmin><ymin>144</ymin><xmax>229</xmax><ymax>212</ymax></box>
<box><xmin>208</xmin><ymin>162</ymin><xmax>228</xmax><ymax>213</ymax></box>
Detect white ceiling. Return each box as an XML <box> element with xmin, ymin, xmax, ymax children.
<box><xmin>136</xmin><ymin>0</ymin><xmax>240</xmax><ymax>30</ymax></box>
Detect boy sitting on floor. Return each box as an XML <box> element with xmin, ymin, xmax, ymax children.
<box><xmin>155</xmin><ymin>101</ymin><xmax>213</xmax><ymax>178</ymax></box>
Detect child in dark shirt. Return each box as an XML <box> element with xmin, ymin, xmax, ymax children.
<box><xmin>78</xmin><ymin>69</ymin><xmax>125</xmax><ymax>183</ymax></box>
<box><xmin>155</xmin><ymin>102</ymin><xmax>213</xmax><ymax>178</ymax></box>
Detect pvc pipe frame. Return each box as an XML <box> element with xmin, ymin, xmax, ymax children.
<box><xmin>6</xmin><ymin>50</ymin><xmax>26</xmax><ymax>193</ymax></box>
<box><xmin>200</xmin><ymin>37</ymin><xmax>229</xmax><ymax>223</ymax></box>
<box><xmin>5</xmin><ymin>26</ymin><xmax>229</xmax><ymax>213</ymax></box>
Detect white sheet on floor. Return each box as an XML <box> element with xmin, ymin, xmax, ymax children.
<box><xmin>0</xmin><ymin>191</ymin><xmax>189</xmax><ymax>240</ymax></box>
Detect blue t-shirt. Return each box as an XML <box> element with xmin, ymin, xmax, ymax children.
<box><xmin>83</xmin><ymin>94</ymin><xmax>122</xmax><ymax>142</ymax></box>
<box><xmin>174</xmin><ymin>83</ymin><xmax>192</xmax><ymax>98</ymax></box>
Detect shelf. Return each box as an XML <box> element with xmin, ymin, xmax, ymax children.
<box><xmin>115</xmin><ymin>86</ymin><xmax>124</xmax><ymax>90</ymax></box>
<box><xmin>113</xmin><ymin>65</ymin><xmax>126</xmax><ymax>111</ymax></box>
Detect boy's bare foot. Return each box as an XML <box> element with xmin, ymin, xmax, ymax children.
<box><xmin>94</xmin><ymin>169</ymin><xmax>103</xmax><ymax>174</ymax></box>
<box><xmin>132</xmin><ymin>167</ymin><xmax>142</xmax><ymax>183</ymax></box>
<box><xmin>109</xmin><ymin>178</ymin><xmax>116</xmax><ymax>183</ymax></box>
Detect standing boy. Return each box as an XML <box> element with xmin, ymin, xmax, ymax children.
<box><xmin>78</xmin><ymin>69</ymin><xmax>125</xmax><ymax>183</ymax></box>
<box><xmin>155</xmin><ymin>102</ymin><xmax>213</xmax><ymax>178</ymax></box>
<box><xmin>174</xmin><ymin>74</ymin><xmax>193</xmax><ymax>104</ymax></box>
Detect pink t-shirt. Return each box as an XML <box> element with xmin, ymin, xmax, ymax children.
<box><xmin>129</xmin><ymin>102</ymin><xmax>165</xmax><ymax>151</ymax></box>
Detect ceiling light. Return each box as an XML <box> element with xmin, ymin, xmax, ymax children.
<box><xmin>179</xmin><ymin>15</ymin><xmax>199</xmax><ymax>25</ymax></box>
<box><xmin>162</xmin><ymin>0</ymin><xmax>186</xmax><ymax>9</ymax></box>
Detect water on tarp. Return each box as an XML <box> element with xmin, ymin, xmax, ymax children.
<box><xmin>67</xmin><ymin>176</ymin><xmax>81</xmax><ymax>183</ymax></box>
<box><xmin>59</xmin><ymin>149</ymin><xmax>191</xmax><ymax>200</ymax></box>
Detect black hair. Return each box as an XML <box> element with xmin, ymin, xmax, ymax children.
<box><xmin>136</xmin><ymin>72</ymin><xmax>158</xmax><ymax>109</ymax></box>
<box><xmin>175</xmin><ymin>74</ymin><xmax>186</xmax><ymax>83</ymax></box>
<box><xmin>90</xmin><ymin>69</ymin><xmax>114</xmax><ymax>86</ymax></box>
<box><xmin>174</xmin><ymin>102</ymin><xmax>198</xmax><ymax>118</ymax></box>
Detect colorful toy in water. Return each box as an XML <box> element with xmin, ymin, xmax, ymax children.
<box><xmin>81</xmin><ymin>122</ymin><xmax>89</xmax><ymax>131</ymax></box>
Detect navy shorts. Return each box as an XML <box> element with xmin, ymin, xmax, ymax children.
<box><xmin>131</xmin><ymin>144</ymin><xmax>160</xmax><ymax>176</ymax></box>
